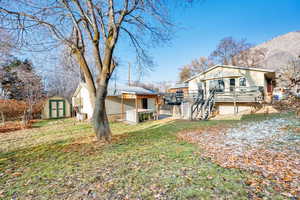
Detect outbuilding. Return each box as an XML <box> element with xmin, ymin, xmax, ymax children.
<box><xmin>72</xmin><ymin>82</ymin><xmax>159</xmax><ymax>123</ymax></box>
<box><xmin>42</xmin><ymin>96</ymin><xmax>72</xmax><ymax>119</ymax></box>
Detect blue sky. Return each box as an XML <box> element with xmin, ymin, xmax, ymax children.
<box><xmin>117</xmin><ymin>0</ymin><xmax>300</xmax><ymax>84</ymax></box>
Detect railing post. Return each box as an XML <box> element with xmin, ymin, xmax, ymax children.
<box><xmin>233</xmin><ymin>89</ymin><xmax>237</xmax><ymax>115</ymax></box>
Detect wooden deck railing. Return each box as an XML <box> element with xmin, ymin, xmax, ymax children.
<box><xmin>164</xmin><ymin>86</ymin><xmax>264</xmax><ymax>105</ymax></box>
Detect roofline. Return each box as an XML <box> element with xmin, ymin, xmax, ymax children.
<box><xmin>73</xmin><ymin>82</ymin><xmax>157</xmax><ymax>97</ymax></box>
<box><xmin>183</xmin><ymin>64</ymin><xmax>275</xmax><ymax>83</ymax></box>
<box><xmin>72</xmin><ymin>82</ymin><xmax>87</xmax><ymax>97</ymax></box>
<box><xmin>120</xmin><ymin>91</ymin><xmax>158</xmax><ymax>95</ymax></box>
<box><xmin>168</xmin><ymin>86</ymin><xmax>188</xmax><ymax>89</ymax></box>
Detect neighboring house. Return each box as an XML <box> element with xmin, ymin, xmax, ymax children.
<box><xmin>164</xmin><ymin>83</ymin><xmax>189</xmax><ymax>107</ymax></box>
<box><xmin>42</xmin><ymin>96</ymin><xmax>72</xmax><ymax>119</ymax></box>
<box><xmin>167</xmin><ymin>83</ymin><xmax>189</xmax><ymax>95</ymax></box>
<box><xmin>166</xmin><ymin>65</ymin><xmax>276</xmax><ymax>119</ymax></box>
<box><xmin>72</xmin><ymin>83</ymin><xmax>158</xmax><ymax>123</ymax></box>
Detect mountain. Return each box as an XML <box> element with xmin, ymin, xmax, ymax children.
<box><xmin>253</xmin><ymin>31</ymin><xmax>300</xmax><ymax>71</ymax></box>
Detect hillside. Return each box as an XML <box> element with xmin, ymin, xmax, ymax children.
<box><xmin>254</xmin><ymin>31</ymin><xmax>300</xmax><ymax>71</ymax></box>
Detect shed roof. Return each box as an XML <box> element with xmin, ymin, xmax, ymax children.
<box><xmin>108</xmin><ymin>84</ymin><xmax>157</xmax><ymax>96</ymax></box>
<box><xmin>73</xmin><ymin>82</ymin><xmax>157</xmax><ymax>97</ymax></box>
<box><xmin>184</xmin><ymin>65</ymin><xmax>275</xmax><ymax>83</ymax></box>
<box><xmin>169</xmin><ymin>83</ymin><xmax>188</xmax><ymax>89</ymax></box>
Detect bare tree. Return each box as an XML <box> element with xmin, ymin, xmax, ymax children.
<box><xmin>210</xmin><ymin>37</ymin><xmax>252</xmax><ymax>65</ymax></box>
<box><xmin>278</xmin><ymin>58</ymin><xmax>300</xmax><ymax>90</ymax></box>
<box><xmin>235</xmin><ymin>48</ymin><xmax>267</xmax><ymax>67</ymax></box>
<box><xmin>179</xmin><ymin>65</ymin><xmax>193</xmax><ymax>82</ymax></box>
<box><xmin>17</xmin><ymin>65</ymin><xmax>44</xmax><ymax>125</ymax></box>
<box><xmin>45</xmin><ymin>48</ymin><xmax>82</xmax><ymax>99</ymax></box>
<box><xmin>179</xmin><ymin>56</ymin><xmax>214</xmax><ymax>82</ymax></box>
<box><xmin>0</xmin><ymin>28</ymin><xmax>14</xmax><ymax>64</ymax></box>
<box><xmin>0</xmin><ymin>0</ymin><xmax>190</xmax><ymax>141</ymax></box>
<box><xmin>0</xmin><ymin>59</ymin><xmax>44</xmax><ymax>124</ymax></box>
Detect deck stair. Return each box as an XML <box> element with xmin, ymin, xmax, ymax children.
<box><xmin>190</xmin><ymin>89</ymin><xmax>216</xmax><ymax>120</ymax></box>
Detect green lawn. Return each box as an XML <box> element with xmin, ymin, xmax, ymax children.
<box><xmin>0</xmin><ymin>114</ymin><xmax>288</xmax><ymax>199</ymax></box>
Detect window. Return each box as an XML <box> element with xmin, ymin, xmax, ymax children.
<box><xmin>209</xmin><ymin>79</ymin><xmax>225</xmax><ymax>92</ymax></box>
<box><xmin>239</xmin><ymin>77</ymin><xmax>247</xmax><ymax>87</ymax></box>
<box><xmin>142</xmin><ymin>98</ymin><xmax>148</xmax><ymax>109</ymax></box>
<box><xmin>230</xmin><ymin>79</ymin><xmax>236</xmax><ymax>92</ymax></box>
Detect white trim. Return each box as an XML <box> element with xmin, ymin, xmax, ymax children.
<box><xmin>72</xmin><ymin>82</ymin><xmax>88</xmax><ymax>98</ymax></box>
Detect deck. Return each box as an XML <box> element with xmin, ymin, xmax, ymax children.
<box><xmin>164</xmin><ymin>86</ymin><xmax>264</xmax><ymax>105</ymax></box>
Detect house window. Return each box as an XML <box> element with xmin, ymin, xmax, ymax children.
<box><xmin>209</xmin><ymin>79</ymin><xmax>225</xmax><ymax>92</ymax></box>
<box><xmin>142</xmin><ymin>98</ymin><xmax>148</xmax><ymax>109</ymax></box>
<box><xmin>239</xmin><ymin>77</ymin><xmax>247</xmax><ymax>87</ymax></box>
<box><xmin>230</xmin><ymin>79</ymin><xmax>236</xmax><ymax>92</ymax></box>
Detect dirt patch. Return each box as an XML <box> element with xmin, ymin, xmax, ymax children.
<box><xmin>179</xmin><ymin>117</ymin><xmax>300</xmax><ymax>198</ymax></box>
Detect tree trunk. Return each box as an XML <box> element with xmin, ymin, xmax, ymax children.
<box><xmin>0</xmin><ymin>111</ymin><xmax>5</xmax><ymax>125</ymax></box>
<box><xmin>74</xmin><ymin>51</ymin><xmax>97</xmax><ymax>108</ymax></box>
<box><xmin>93</xmin><ymin>83</ymin><xmax>112</xmax><ymax>141</ymax></box>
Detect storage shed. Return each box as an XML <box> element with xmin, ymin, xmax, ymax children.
<box><xmin>42</xmin><ymin>96</ymin><xmax>71</xmax><ymax>119</ymax></box>
<box><xmin>72</xmin><ymin>82</ymin><xmax>159</xmax><ymax>123</ymax></box>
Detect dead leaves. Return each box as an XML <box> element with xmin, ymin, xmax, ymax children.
<box><xmin>0</xmin><ymin>121</ymin><xmax>32</xmax><ymax>133</ymax></box>
<box><xmin>179</xmin><ymin>119</ymin><xmax>300</xmax><ymax>198</ymax></box>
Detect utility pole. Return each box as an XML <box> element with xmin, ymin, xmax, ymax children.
<box><xmin>114</xmin><ymin>70</ymin><xmax>117</xmax><ymax>90</ymax></box>
<box><xmin>128</xmin><ymin>62</ymin><xmax>131</xmax><ymax>86</ymax></box>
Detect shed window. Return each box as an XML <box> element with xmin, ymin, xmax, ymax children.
<box><xmin>209</xmin><ymin>79</ymin><xmax>225</xmax><ymax>92</ymax></box>
<box><xmin>239</xmin><ymin>77</ymin><xmax>247</xmax><ymax>87</ymax></box>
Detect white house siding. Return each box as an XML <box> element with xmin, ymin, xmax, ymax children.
<box><xmin>147</xmin><ymin>98</ymin><xmax>156</xmax><ymax>110</ymax></box>
<box><xmin>217</xmin><ymin>103</ymin><xmax>253</xmax><ymax>115</ymax></box>
<box><xmin>73</xmin><ymin>84</ymin><xmax>157</xmax><ymax>119</ymax></box>
<box><xmin>185</xmin><ymin>66</ymin><xmax>275</xmax><ymax>116</ymax></box>
<box><xmin>202</xmin><ymin>68</ymin><xmax>266</xmax><ymax>95</ymax></box>
<box><xmin>188</xmin><ymin>67</ymin><xmax>269</xmax><ymax>98</ymax></box>
<box><xmin>105</xmin><ymin>96</ymin><xmax>136</xmax><ymax>115</ymax></box>
<box><xmin>72</xmin><ymin>85</ymin><xmax>94</xmax><ymax>119</ymax></box>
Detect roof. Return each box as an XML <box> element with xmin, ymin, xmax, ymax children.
<box><xmin>169</xmin><ymin>83</ymin><xmax>188</xmax><ymax>89</ymax></box>
<box><xmin>73</xmin><ymin>82</ymin><xmax>157</xmax><ymax>97</ymax></box>
<box><xmin>107</xmin><ymin>84</ymin><xmax>157</xmax><ymax>96</ymax></box>
<box><xmin>183</xmin><ymin>65</ymin><xmax>275</xmax><ymax>83</ymax></box>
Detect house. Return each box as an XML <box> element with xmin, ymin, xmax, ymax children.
<box><xmin>166</xmin><ymin>65</ymin><xmax>276</xmax><ymax>119</ymax></box>
<box><xmin>72</xmin><ymin>83</ymin><xmax>159</xmax><ymax>123</ymax></box>
<box><xmin>167</xmin><ymin>83</ymin><xmax>189</xmax><ymax>94</ymax></box>
<box><xmin>42</xmin><ymin>96</ymin><xmax>72</xmax><ymax>119</ymax></box>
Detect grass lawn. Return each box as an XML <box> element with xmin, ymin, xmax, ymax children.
<box><xmin>0</xmin><ymin>114</ymin><xmax>290</xmax><ymax>199</ymax></box>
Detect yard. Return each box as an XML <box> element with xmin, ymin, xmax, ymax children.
<box><xmin>0</xmin><ymin>113</ymin><xmax>299</xmax><ymax>199</ymax></box>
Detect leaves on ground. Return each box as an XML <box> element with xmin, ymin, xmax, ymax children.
<box><xmin>179</xmin><ymin>114</ymin><xmax>300</xmax><ymax>198</ymax></box>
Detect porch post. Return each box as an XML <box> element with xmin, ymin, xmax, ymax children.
<box><xmin>135</xmin><ymin>95</ymin><xmax>138</xmax><ymax>123</ymax></box>
<box><xmin>155</xmin><ymin>96</ymin><xmax>160</xmax><ymax>120</ymax></box>
<box><xmin>233</xmin><ymin>89</ymin><xmax>237</xmax><ymax>115</ymax></box>
<box><xmin>121</xmin><ymin>94</ymin><xmax>124</xmax><ymax>120</ymax></box>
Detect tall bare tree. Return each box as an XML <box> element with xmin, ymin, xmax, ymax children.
<box><xmin>235</xmin><ymin>48</ymin><xmax>267</xmax><ymax>67</ymax></box>
<box><xmin>210</xmin><ymin>37</ymin><xmax>252</xmax><ymax>65</ymax></box>
<box><xmin>278</xmin><ymin>58</ymin><xmax>300</xmax><ymax>90</ymax></box>
<box><xmin>0</xmin><ymin>28</ymin><xmax>14</xmax><ymax>64</ymax></box>
<box><xmin>45</xmin><ymin>48</ymin><xmax>82</xmax><ymax>99</ymax></box>
<box><xmin>179</xmin><ymin>56</ymin><xmax>214</xmax><ymax>82</ymax></box>
<box><xmin>0</xmin><ymin>0</ymin><xmax>189</xmax><ymax>141</ymax></box>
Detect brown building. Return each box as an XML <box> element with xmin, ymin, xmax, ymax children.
<box><xmin>167</xmin><ymin>83</ymin><xmax>189</xmax><ymax>95</ymax></box>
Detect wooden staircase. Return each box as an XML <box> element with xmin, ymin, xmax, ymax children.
<box><xmin>191</xmin><ymin>89</ymin><xmax>216</xmax><ymax>120</ymax></box>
